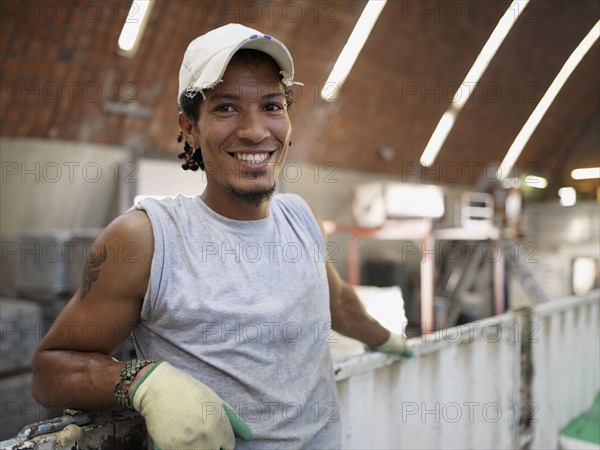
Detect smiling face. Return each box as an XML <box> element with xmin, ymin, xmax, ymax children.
<box><xmin>181</xmin><ymin>51</ymin><xmax>292</xmax><ymax>219</ymax></box>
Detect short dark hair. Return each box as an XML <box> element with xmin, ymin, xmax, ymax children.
<box><xmin>178</xmin><ymin>49</ymin><xmax>293</xmax><ymax>172</ymax></box>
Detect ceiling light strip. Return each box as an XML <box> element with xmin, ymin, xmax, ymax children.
<box><xmin>523</xmin><ymin>175</ymin><xmax>548</xmax><ymax>189</ymax></box>
<box><xmin>321</xmin><ymin>0</ymin><xmax>387</xmax><ymax>101</ymax></box>
<box><xmin>420</xmin><ymin>0</ymin><xmax>529</xmax><ymax>167</ymax></box>
<box><xmin>496</xmin><ymin>20</ymin><xmax>600</xmax><ymax>181</ymax></box>
<box><xmin>571</xmin><ymin>167</ymin><xmax>600</xmax><ymax>180</ymax></box>
<box><xmin>117</xmin><ymin>0</ymin><xmax>154</xmax><ymax>57</ymax></box>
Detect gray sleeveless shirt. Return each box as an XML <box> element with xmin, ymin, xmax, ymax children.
<box><xmin>132</xmin><ymin>194</ymin><xmax>341</xmax><ymax>449</ymax></box>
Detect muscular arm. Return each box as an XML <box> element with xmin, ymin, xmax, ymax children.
<box><xmin>307</xmin><ymin>205</ymin><xmax>390</xmax><ymax>348</ymax></box>
<box><xmin>30</xmin><ymin>210</ymin><xmax>154</xmax><ymax>410</ymax></box>
<box><xmin>328</xmin><ymin>269</ymin><xmax>390</xmax><ymax>347</ymax></box>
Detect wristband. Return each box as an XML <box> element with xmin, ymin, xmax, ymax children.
<box><xmin>113</xmin><ymin>359</ymin><xmax>157</xmax><ymax>410</ymax></box>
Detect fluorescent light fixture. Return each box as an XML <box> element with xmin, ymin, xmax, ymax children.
<box><xmin>523</xmin><ymin>175</ymin><xmax>547</xmax><ymax>189</ymax></box>
<box><xmin>452</xmin><ymin>0</ymin><xmax>530</xmax><ymax>109</ymax></box>
<box><xmin>558</xmin><ymin>187</ymin><xmax>576</xmax><ymax>206</ymax></box>
<box><xmin>420</xmin><ymin>0</ymin><xmax>529</xmax><ymax>167</ymax></box>
<box><xmin>321</xmin><ymin>0</ymin><xmax>387</xmax><ymax>101</ymax></box>
<box><xmin>117</xmin><ymin>0</ymin><xmax>154</xmax><ymax>57</ymax></box>
<box><xmin>419</xmin><ymin>110</ymin><xmax>457</xmax><ymax>167</ymax></box>
<box><xmin>571</xmin><ymin>167</ymin><xmax>600</xmax><ymax>180</ymax></box>
<box><xmin>496</xmin><ymin>20</ymin><xmax>600</xmax><ymax>181</ymax></box>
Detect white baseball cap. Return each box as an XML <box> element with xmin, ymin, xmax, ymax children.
<box><xmin>178</xmin><ymin>23</ymin><xmax>296</xmax><ymax>105</ymax></box>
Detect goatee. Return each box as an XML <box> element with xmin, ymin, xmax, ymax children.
<box><xmin>226</xmin><ymin>183</ymin><xmax>277</xmax><ymax>207</ymax></box>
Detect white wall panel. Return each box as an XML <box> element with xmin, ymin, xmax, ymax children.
<box><xmin>335</xmin><ymin>293</ymin><xmax>599</xmax><ymax>449</ymax></box>
<box><xmin>529</xmin><ymin>294</ymin><xmax>600</xmax><ymax>449</ymax></box>
<box><xmin>335</xmin><ymin>314</ymin><xmax>519</xmax><ymax>449</ymax></box>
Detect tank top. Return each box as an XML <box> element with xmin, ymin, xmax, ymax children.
<box><xmin>132</xmin><ymin>193</ymin><xmax>341</xmax><ymax>449</ymax></box>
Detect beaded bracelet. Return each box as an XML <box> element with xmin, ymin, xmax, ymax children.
<box><xmin>113</xmin><ymin>359</ymin><xmax>156</xmax><ymax>410</ymax></box>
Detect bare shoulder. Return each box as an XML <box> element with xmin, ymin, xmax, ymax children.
<box><xmin>103</xmin><ymin>209</ymin><xmax>153</xmax><ymax>244</ymax></box>
<box><xmin>82</xmin><ymin>209</ymin><xmax>154</xmax><ymax>300</ymax></box>
<box><xmin>98</xmin><ymin>209</ymin><xmax>153</xmax><ymax>265</ymax></box>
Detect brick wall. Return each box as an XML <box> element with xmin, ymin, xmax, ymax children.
<box><xmin>1</xmin><ymin>1</ymin><xmax>598</xmax><ymax>192</ymax></box>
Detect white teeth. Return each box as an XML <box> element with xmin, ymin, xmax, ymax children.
<box><xmin>235</xmin><ymin>153</ymin><xmax>269</xmax><ymax>164</ymax></box>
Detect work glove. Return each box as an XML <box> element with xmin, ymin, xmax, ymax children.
<box><xmin>130</xmin><ymin>361</ymin><xmax>252</xmax><ymax>450</ymax></box>
<box><xmin>366</xmin><ymin>333</ymin><xmax>413</xmax><ymax>358</ymax></box>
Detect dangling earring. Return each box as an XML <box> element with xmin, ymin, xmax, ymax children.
<box><xmin>177</xmin><ymin>129</ymin><xmax>200</xmax><ymax>171</ymax></box>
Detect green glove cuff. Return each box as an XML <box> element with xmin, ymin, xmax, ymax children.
<box><xmin>129</xmin><ymin>360</ymin><xmax>164</xmax><ymax>404</ymax></box>
<box><xmin>223</xmin><ymin>404</ymin><xmax>253</xmax><ymax>441</ymax></box>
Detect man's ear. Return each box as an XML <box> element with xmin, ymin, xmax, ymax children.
<box><xmin>178</xmin><ymin>112</ymin><xmax>199</xmax><ymax>148</ymax></box>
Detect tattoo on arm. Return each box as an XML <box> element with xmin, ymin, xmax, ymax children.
<box><xmin>80</xmin><ymin>245</ymin><xmax>108</xmax><ymax>300</ymax></box>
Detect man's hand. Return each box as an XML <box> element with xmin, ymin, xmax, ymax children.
<box><xmin>130</xmin><ymin>361</ymin><xmax>252</xmax><ymax>449</ymax></box>
<box><xmin>366</xmin><ymin>333</ymin><xmax>413</xmax><ymax>358</ymax></box>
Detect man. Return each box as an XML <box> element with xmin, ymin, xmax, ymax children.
<box><xmin>31</xmin><ymin>24</ymin><xmax>410</xmax><ymax>449</ymax></box>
